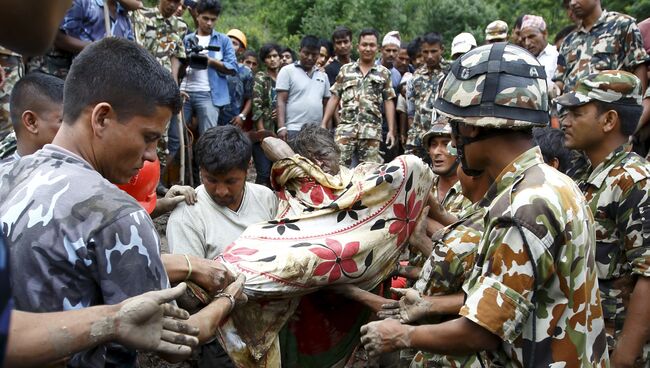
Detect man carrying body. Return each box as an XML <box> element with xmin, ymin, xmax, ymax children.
<box><xmin>321</xmin><ymin>28</ymin><xmax>397</xmax><ymax>166</ymax></box>
<box><xmin>359</xmin><ymin>43</ymin><xmax>608</xmax><ymax>367</ymax></box>
<box><xmin>276</xmin><ymin>35</ymin><xmax>331</xmax><ymax>142</ymax></box>
<box><xmin>559</xmin><ymin>70</ymin><xmax>650</xmax><ymax>367</ymax></box>
<box><xmin>554</xmin><ymin>0</ymin><xmax>648</xmax><ymax>94</ymax></box>
<box><xmin>406</xmin><ymin>32</ymin><xmax>447</xmax><ymax>159</ymax></box>
<box><xmin>520</xmin><ymin>15</ymin><xmax>558</xmax><ymax>89</ymax></box>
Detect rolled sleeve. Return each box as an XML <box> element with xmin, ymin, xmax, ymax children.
<box><xmin>220</xmin><ymin>36</ymin><xmax>238</xmax><ymax>72</ymax></box>
<box><xmin>60</xmin><ymin>0</ymin><xmax>87</xmax><ymax>38</ymax></box>
<box><xmin>622</xmin><ymin>21</ymin><xmax>650</xmax><ymax>69</ymax></box>
<box><xmin>275</xmin><ymin>66</ymin><xmax>290</xmax><ymax>92</ymax></box>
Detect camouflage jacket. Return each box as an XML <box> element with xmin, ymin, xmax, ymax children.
<box><xmin>0</xmin><ymin>49</ymin><xmax>22</xmax><ymax>137</ymax></box>
<box><xmin>0</xmin><ymin>145</ymin><xmax>169</xmax><ymax>368</ymax></box>
<box><xmin>252</xmin><ymin>71</ymin><xmax>277</xmax><ymax>131</ymax></box>
<box><xmin>431</xmin><ymin>176</ymin><xmax>472</xmax><ymax>218</ymax></box>
<box><xmin>131</xmin><ymin>7</ymin><xmax>187</xmax><ymax>73</ymax></box>
<box><xmin>460</xmin><ymin>147</ymin><xmax>608</xmax><ymax>367</ymax></box>
<box><xmin>554</xmin><ymin>10</ymin><xmax>649</xmax><ymax>92</ymax></box>
<box><xmin>0</xmin><ymin>132</ymin><xmax>17</xmax><ymax>162</ymax></box>
<box><xmin>330</xmin><ymin>61</ymin><xmax>396</xmax><ymax>140</ymax></box>
<box><xmin>578</xmin><ymin>144</ymin><xmax>650</xmax><ymax>346</ymax></box>
<box><xmin>406</xmin><ymin>64</ymin><xmax>448</xmax><ymax>147</ymax></box>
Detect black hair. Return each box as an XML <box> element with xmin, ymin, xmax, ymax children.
<box><xmin>195</xmin><ymin>125</ymin><xmax>252</xmax><ymax>173</ymax></box>
<box><xmin>259</xmin><ymin>43</ymin><xmax>281</xmax><ymax>61</ymax></box>
<box><xmin>514</xmin><ymin>14</ymin><xmax>526</xmax><ymax>30</ymax></box>
<box><xmin>594</xmin><ymin>101</ymin><xmax>643</xmax><ymax>136</ymax></box>
<box><xmin>292</xmin><ymin>124</ymin><xmax>340</xmax><ymax>161</ymax></box>
<box><xmin>359</xmin><ymin>28</ymin><xmax>380</xmax><ymax>43</ymax></box>
<box><xmin>63</xmin><ymin>38</ymin><xmax>180</xmax><ymax>123</ymax></box>
<box><xmin>196</xmin><ymin>0</ymin><xmax>221</xmax><ymax>16</ymax></box>
<box><xmin>243</xmin><ymin>49</ymin><xmax>258</xmax><ymax>60</ymax></box>
<box><xmin>554</xmin><ymin>25</ymin><xmax>576</xmax><ymax>45</ymax></box>
<box><xmin>331</xmin><ymin>26</ymin><xmax>352</xmax><ymax>43</ymax></box>
<box><xmin>421</xmin><ymin>32</ymin><xmax>443</xmax><ymax>47</ymax></box>
<box><xmin>300</xmin><ymin>35</ymin><xmax>320</xmax><ymax>51</ymax></box>
<box><xmin>320</xmin><ymin>38</ymin><xmax>334</xmax><ymax>57</ymax></box>
<box><xmin>533</xmin><ymin>127</ymin><xmax>573</xmax><ymax>174</ymax></box>
<box><xmin>400</xmin><ymin>41</ymin><xmax>409</xmax><ymax>50</ymax></box>
<box><xmin>407</xmin><ymin>37</ymin><xmax>422</xmax><ymax>61</ymax></box>
<box><xmin>10</xmin><ymin>72</ymin><xmax>64</xmax><ymax>127</ymax></box>
<box><xmin>281</xmin><ymin>46</ymin><xmax>297</xmax><ymax>61</ymax></box>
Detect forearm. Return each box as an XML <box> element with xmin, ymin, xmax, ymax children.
<box><xmin>172</xmin><ymin>57</ymin><xmax>181</xmax><ymax>84</ymax></box>
<box><xmin>322</xmin><ymin>96</ymin><xmax>339</xmax><ymax>128</ymax></box>
<box><xmin>241</xmin><ymin>99</ymin><xmax>252</xmax><ymax>117</ymax></box>
<box><xmin>633</xmin><ymin>63</ymin><xmax>647</xmax><ymax>93</ymax></box>
<box><xmin>277</xmin><ymin>94</ymin><xmax>287</xmax><ymax>129</ymax></box>
<box><xmin>117</xmin><ymin>0</ymin><xmax>143</xmax><ymax>10</ymax></box>
<box><xmin>340</xmin><ymin>286</ymin><xmax>391</xmax><ymax>312</ymax></box>
<box><xmin>162</xmin><ymin>253</ymin><xmax>193</xmax><ymax>284</ymax></box>
<box><xmin>424</xmin><ymin>293</ymin><xmax>464</xmax><ymax>316</ymax></box>
<box><xmin>612</xmin><ymin>276</ymin><xmax>650</xmax><ymax>365</ymax></box>
<box><xmin>208</xmin><ymin>58</ymin><xmax>235</xmax><ymax>75</ymax></box>
<box><xmin>54</xmin><ymin>32</ymin><xmax>90</xmax><ymax>54</ymax></box>
<box><xmin>5</xmin><ymin>305</ymin><xmax>119</xmax><ymax>367</ymax></box>
<box><xmin>384</xmin><ymin>99</ymin><xmax>396</xmax><ymax>134</ymax></box>
<box><xmin>151</xmin><ymin>198</ymin><xmax>177</xmax><ymax>219</ymax></box>
<box><xmin>188</xmin><ymin>298</ymin><xmax>232</xmax><ymax>343</ymax></box>
<box><xmin>407</xmin><ymin>317</ymin><xmax>500</xmax><ymax>355</ymax></box>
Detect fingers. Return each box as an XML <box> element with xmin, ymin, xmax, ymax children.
<box><xmin>390</xmin><ymin>287</ymin><xmax>408</xmax><ymax>297</ymax></box>
<box><xmin>149</xmin><ymin>283</ymin><xmax>188</xmax><ymax>304</ymax></box>
<box><xmin>162</xmin><ymin>303</ymin><xmax>190</xmax><ymax>320</ymax></box>
<box><xmin>154</xmin><ymin>340</ymin><xmax>195</xmax><ymax>358</ymax></box>
<box><xmin>162</xmin><ymin>316</ymin><xmax>200</xmax><ymax>336</ymax></box>
<box><xmin>224</xmin><ymin>273</ymin><xmax>246</xmax><ymax>298</ymax></box>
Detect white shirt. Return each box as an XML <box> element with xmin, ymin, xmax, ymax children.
<box><xmin>180</xmin><ymin>34</ymin><xmax>211</xmax><ymax>92</ymax></box>
<box><xmin>537</xmin><ymin>43</ymin><xmax>559</xmax><ymax>88</ymax></box>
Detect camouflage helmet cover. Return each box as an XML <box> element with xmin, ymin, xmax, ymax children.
<box><xmin>434</xmin><ymin>43</ymin><xmax>550</xmax><ymax>129</ymax></box>
<box><xmin>422</xmin><ymin>117</ymin><xmax>452</xmax><ymax>148</ymax></box>
<box><xmin>555</xmin><ymin>70</ymin><xmax>642</xmax><ymax>107</ymax></box>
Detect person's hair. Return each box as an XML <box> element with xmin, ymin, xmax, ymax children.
<box><xmin>195</xmin><ymin>125</ymin><xmax>252</xmax><ymax>173</ymax></box>
<box><xmin>243</xmin><ymin>49</ymin><xmax>258</xmax><ymax>60</ymax></box>
<box><xmin>10</xmin><ymin>72</ymin><xmax>64</xmax><ymax>127</ymax></box>
<box><xmin>280</xmin><ymin>46</ymin><xmax>296</xmax><ymax>61</ymax></box>
<box><xmin>533</xmin><ymin>127</ymin><xmax>573</xmax><ymax>174</ymax></box>
<box><xmin>594</xmin><ymin>101</ymin><xmax>643</xmax><ymax>136</ymax></box>
<box><xmin>514</xmin><ymin>14</ymin><xmax>526</xmax><ymax>30</ymax></box>
<box><xmin>63</xmin><ymin>38</ymin><xmax>180</xmax><ymax>123</ymax></box>
<box><xmin>554</xmin><ymin>25</ymin><xmax>576</xmax><ymax>45</ymax></box>
<box><xmin>331</xmin><ymin>26</ymin><xmax>352</xmax><ymax>42</ymax></box>
<box><xmin>292</xmin><ymin>124</ymin><xmax>340</xmax><ymax>161</ymax></box>
<box><xmin>421</xmin><ymin>32</ymin><xmax>443</xmax><ymax>47</ymax></box>
<box><xmin>195</xmin><ymin>0</ymin><xmax>221</xmax><ymax>16</ymax></box>
<box><xmin>407</xmin><ymin>37</ymin><xmax>422</xmax><ymax>60</ymax></box>
<box><xmin>259</xmin><ymin>43</ymin><xmax>281</xmax><ymax>61</ymax></box>
<box><xmin>300</xmin><ymin>35</ymin><xmax>320</xmax><ymax>51</ymax></box>
<box><xmin>400</xmin><ymin>41</ymin><xmax>409</xmax><ymax>50</ymax></box>
<box><xmin>320</xmin><ymin>38</ymin><xmax>334</xmax><ymax>56</ymax></box>
<box><xmin>359</xmin><ymin>28</ymin><xmax>379</xmax><ymax>42</ymax></box>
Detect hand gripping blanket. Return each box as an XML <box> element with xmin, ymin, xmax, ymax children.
<box><xmin>216</xmin><ymin>154</ymin><xmax>433</xmax><ymax>367</ymax></box>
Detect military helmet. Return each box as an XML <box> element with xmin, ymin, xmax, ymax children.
<box><xmin>433</xmin><ymin>43</ymin><xmax>549</xmax><ymax>129</ymax></box>
<box><xmin>422</xmin><ymin>117</ymin><xmax>452</xmax><ymax>148</ymax></box>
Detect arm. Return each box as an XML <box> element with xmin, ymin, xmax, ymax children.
<box><xmin>152</xmin><ymin>185</ymin><xmax>197</xmax><ymax>219</ymax></box>
<box><xmin>171</xmin><ymin>56</ymin><xmax>182</xmax><ymax>84</ymax></box>
<box><xmin>5</xmin><ymin>284</ymin><xmax>199</xmax><ymax>368</ymax></box>
<box><xmin>321</xmin><ymin>95</ymin><xmax>340</xmax><ymax>129</ymax></box>
<box><xmin>53</xmin><ymin>31</ymin><xmax>90</xmax><ymax>54</ymax></box>
<box><xmin>384</xmin><ymin>98</ymin><xmax>397</xmax><ymax>149</ymax></box>
<box><xmin>378</xmin><ymin>290</ymin><xmax>465</xmax><ymax>323</ymax></box>
<box><xmin>331</xmin><ymin>284</ymin><xmax>392</xmax><ymax>313</ymax></box>
<box><xmin>207</xmin><ymin>57</ymin><xmax>236</xmax><ymax>75</ymax></box>
<box><xmin>611</xmin><ymin>276</ymin><xmax>650</xmax><ymax>368</ymax></box>
<box><xmin>161</xmin><ymin>254</ymin><xmax>232</xmax><ymax>296</ymax></box>
<box><xmin>261</xmin><ymin>137</ymin><xmax>295</xmax><ymax>161</ymax></box>
<box><xmin>117</xmin><ymin>0</ymin><xmax>143</xmax><ymax>10</ymax></box>
<box><xmin>633</xmin><ymin>63</ymin><xmax>648</xmax><ymax>94</ymax></box>
<box><xmin>207</xmin><ymin>36</ymin><xmax>237</xmax><ymax>75</ymax></box>
<box><xmin>276</xmin><ymin>90</ymin><xmax>288</xmax><ymax>140</ymax></box>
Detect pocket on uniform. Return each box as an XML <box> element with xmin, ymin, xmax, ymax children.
<box><xmin>590</xmin><ymin>36</ymin><xmax>618</xmax><ymax>71</ymax></box>
<box><xmin>340</xmin><ymin>80</ymin><xmax>358</xmax><ymax>104</ymax></box>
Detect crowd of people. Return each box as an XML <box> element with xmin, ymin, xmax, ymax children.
<box><xmin>0</xmin><ymin>0</ymin><xmax>650</xmax><ymax>367</ymax></box>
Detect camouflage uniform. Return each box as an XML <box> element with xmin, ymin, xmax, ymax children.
<box><xmin>406</xmin><ymin>63</ymin><xmax>448</xmax><ymax>158</ymax></box>
<box><xmin>0</xmin><ymin>132</ymin><xmax>17</xmax><ymax>162</ymax></box>
<box><xmin>430</xmin><ymin>177</ymin><xmax>471</xmax><ymax>218</ymax></box>
<box><xmin>554</xmin><ymin>10</ymin><xmax>648</xmax><ymax>93</ymax></box>
<box><xmin>410</xmin><ymin>205</ymin><xmax>485</xmax><ymax>368</ymax></box>
<box><xmin>330</xmin><ymin>61</ymin><xmax>396</xmax><ymax>166</ymax></box>
<box><xmin>252</xmin><ymin>71</ymin><xmax>277</xmax><ymax>132</ymax></box>
<box><xmin>24</xmin><ymin>50</ymin><xmax>73</xmax><ymax>79</ymax></box>
<box><xmin>0</xmin><ymin>47</ymin><xmax>23</xmax><ymax>138</ymax></box>
<box><xmin>557</xmin><ymin>70</ymin><xmax>650</xmax><ymax>365</ymax></box>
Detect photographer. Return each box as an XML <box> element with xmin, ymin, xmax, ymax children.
<box><xmin>181</xmin><ymin>0</ymin><xmax>237</xmax><ymax>135</ymax></box>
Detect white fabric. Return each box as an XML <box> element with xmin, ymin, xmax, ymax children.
<box><xmin>167</xmin><ymin>182</ymin><xmax>279</xmax><ymax>259</ymax></box>
<box><xmin>180</xmin><ymin>34</ymin><xmax>211</xmax><ymax>92</ymax></box>
<box><xmin>537</xmin><ymin>43</ymin><xmax>559</xmax><ymax>88</ymax></box>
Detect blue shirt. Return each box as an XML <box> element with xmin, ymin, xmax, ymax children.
<box><xmin>61</xmin><ymin>0</ymin><xmax>133</xmax><ymax>42</ymax></box>
<box><xmin>184</xmin><ymin>30</ymin><xmax>238</xmax><ymax>107</ymax></box>
<box><xmin>221</xmin><ymin>63</ymin><xmax>254</xmax><ymax>124</ymax></box>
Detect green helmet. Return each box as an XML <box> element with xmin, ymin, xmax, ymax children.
<box><xmin>434</xmin><ymin>43</ymin><xmax>549</xmax><ymax>129</ymax></box>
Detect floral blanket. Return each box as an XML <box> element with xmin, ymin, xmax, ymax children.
<box><xmin>216</xmin><ymin>154</ymin><xmax>433</xmax><ymax>367</ymax></box>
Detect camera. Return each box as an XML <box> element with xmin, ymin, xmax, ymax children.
<box><xmin>186</xmin><ymin>36</ymin><xmax>221</xmax><ymax>70</ymax></box>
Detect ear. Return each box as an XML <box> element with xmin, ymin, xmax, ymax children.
<box><xmin>21</xmin><ymin>110</ymin><xmax>39</xmax><ymax>134</ymax></box>
<box><xmin>90</xmin><ymin>103</ymin><xmax>115</xmax><ymax>138</ymax></box>
<box><xmin>549</xmin><ymin>157</ymin><xmax>560</xmax><ymax>170</ymax></box>
<box><xmin>601</xmin><ymin>109</ymin><xmax>618</xmax><ymax>134</ymax></box>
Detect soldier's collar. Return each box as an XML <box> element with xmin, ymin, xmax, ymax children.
<box><xmin>585</xmin><ymin>143</ymin><xmax>630</xmax><ymax>187</ymax></box>
<box><xmin>480</xmin><ymin>146</ymin><xmax>544</xmax><ymax>206</ymax></box>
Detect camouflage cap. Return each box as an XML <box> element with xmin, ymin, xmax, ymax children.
<box><xmin>423</xmin><ymin>117</ymin><xmax>452</xmax><ymax>148</ymax></box>
<box><xmin>485</xmin><ymin>20</ymin><xmax>508</xmax><ymax>41</ymax></box>
<box><xmin>555</xmin><ymin>70</ymin><xmax>642</xmax><ymax>107</ymax></box>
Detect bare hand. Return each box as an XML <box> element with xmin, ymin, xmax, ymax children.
<box><xmin>360</xmin><ymin>319</ymin><xmax>413</xmax><ymax>358</ymax></box>
<box><xmin>231</xmin><ymin>116</ymin><xmax>244</xmax><ymax>128</ymax></box>
<box><xmin>261</xmin><ymin>136</ymin><xmax>295</xmax><ymax>161</ymax></box>
<box><xmin>223</xmin><ymin>273</ymin><xmax>248</xmax><ymax>307</ymax></box>
<box><xmin>165</xmin><ymin>185</ymin><xmax>197</xmax><ymax>206</ymax></box>
<box><xmin>114</xmin><ymin>283</ymin><xmax>199</xmax><ymax>358</ymax></box>
<box><xmin>190</xmin><ymin>258</ymin><xmax>233</xmax><ymax>297</ymax></box>
<box><xmin>400</xmin><ymin>134</ymin><xmax>407</xmax><ymax>146</ymax></box>
<box><xmin>271</xmin><ymin>109</ymin><xmax>278</xmax><ymax>121</ymax></box>
<box><xmin>277</xmin><ymin>128</ymin><xmax>288</xmax><ymax>141</ymax></box>
<box><xmin>385</xmin><ymin>131</ymin><xmax>396</xmax><ymax>149</ymax></box>
<box><xmin>180</xmin><ymin>91</ymin><xmax>190</xmax><ymax>101</ymax></box>
<box><xmin>377</xmin><ymin>287</ymin><xmax>429</xmax><ymax>323</ymax></box>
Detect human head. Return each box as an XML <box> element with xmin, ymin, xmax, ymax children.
<box><xmin>394</xmin><ymin>42</ymin><xmax>410</xmax><ymax>74</ymax></box>
<box><xmin>380</xmin><ymin>30</ymin><xmax>400</xmax><ymax>68</ymax></box>
<box><xmin>62</xmin><ymin>37</ymin><xmax>181</xmax><ymax>184</ymax></box>
<box><xmin>423</xmin><ymin>120</ymin><xmax>457</xmax><ymax>176</ymax></box>
<box><xmin>510</xmin><ymin>14</ymin><xmax>526</xmax><ymax>46</ymax></box>
<box><xmin>280</xmin><ymin>47</ymin><xmax>296</xmax><ymax>68</ymax></box>
<box><xmin>485</xmin><ymin>20</ymin><xmax>508</xmax><ymax>43</ymax></box>
<box><xmin>227</xmin><ymin>29</ymin><xmax>247</xmax><ymax>56</ymax></box>
<box><xmin>568</xmin><ymin>0</ymin><xmax>601</xmax><ymax>21</ymax></box>
<box><xmin>243</xmin><ymin>50</ymin><xmax>259</xmax><ymax>72</ymax></box>
<box><xmin>259</xmin><ymin>43</ymin><xmax>281</xmax><ymax>71</ymax></box>
<box><xmin>520</xmin><ymin>15</ymin><xmax>548</xmax><ymax>57</ymax></box>
<box><xmin>358</xmin><ymin>28</ymin><xmax>380</xmax><ymax>64</ymax></box>
<box><xmin>318</xmin><ymin>38</ymin><xmax>333</xmax><ymax>68</ymax></box>
<box><xmin>532</xmin><ymin>127</ymin><xmax>573</xmax><ymax>174</ymax></box>
<box><xmin>195</xmin><ymin>0</ymin><xmax>221</xmax><ymax>36</ymax></box>
<box><xmin>174</xmin><ymin>3</ymin><xmax>186</xmax><ymax>17</ymax></box>
<box><xmin>159</xmin><ymin>0</ymin><xmax>183</xmax><ymax>18</ymax></box>
<box><xmin>292</xmin><ymin>124</ymin><xmax>340</xmax><ymax>175</ymax></box>
<box><xmin>407</xmin><ymin>37</ymin><xmax>423</xmax><ymax>69</ymax></box>
<box><xmin>557</xmin><ymin>70</ymin><xmax>642</xmax><ymax>151</ymax></box>
<box><xmin>420</xmin><ymin>32</ymin><xmax>443</xmax><ymax>69</ymax></box>
<box><xmin>554</xmin><ymin>25</ymin><xmax>576</xmax><ymax>50</ymax></box>
<box><xmin>9</xmin><ymin>72</ymin><xmax>64</xmax><ymax>155</ymax></box>
<box><xmin>299</xmin><ymin>35</ymin><xmax>321</xmax><ymax>70</ymax></box>
<box><xmin>451</xmin><ymin>32</ymin><xmax>477</xmax><ymax>60</ymax></box>
<box><xmin>195</xmin><ymin>125</ymin><xmax>252</xmax><ymax>209</ymax></box>
<box><xmin>331</xmin><ymin>26</ymin><xmax>352</xmax><ymax>58</ymax></box>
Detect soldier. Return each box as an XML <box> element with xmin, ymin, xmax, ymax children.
<box><xmin>554</xmin><ymin>0</ymin><xmax>648</xmax><ymax>94</ymax></box>
<box><xmin>406</xmin><ymin>32</ymin><xmax>448</xmax><ymax>159</ymax></box>
<box><xmin>0</xmin><ymin>47</ymin><xmax>22</xmax><ymax>138</ymax></box>
<box><xmin>321</xmin><ymin>28</ymin><xmax>397</xmax><ymax>166</ymax></box>
<box><xmin>359</xmin><ymin>43</ymin><xmax>608</xmax><ymax>367</ymax></box>
<box><xmin>484</xmin><ymin>20</ymin><xmax>508</xmax><ymax>43</ymax></box>
<box><xmin>558</xmin><ymin>70</ymin><xmax>650</xmax><ymax>367</ymax></box>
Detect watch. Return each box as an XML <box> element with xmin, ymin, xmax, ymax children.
<box><xmin>238</xmin><ymin>113</ymin><xmax>246</xmax><ymax>120</ymax></box>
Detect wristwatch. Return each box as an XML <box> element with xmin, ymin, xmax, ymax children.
<box><xmin>238</xmin><ymin>113</ymin><xmax>246</xmax><ymax>120</ymax></box>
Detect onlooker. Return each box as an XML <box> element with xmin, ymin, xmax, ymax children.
<box><xmin>280</xmin><ymin>46</ymin><xmax>296</xmax><ymax>68</ymax></box>
<box><xmin>321</xmin><ymin>28</ymin><xmax>397</xmax><ymax>166</ymax></box>
<box><xmin>242</xmin><ymin>49</ymin><xmax>259</xmax><ymax>73</ymax></box>
<box><xmin>276</xmin><ymin>35</ymin><xmax>331</xmax><ymax>142</ymax></box>
<box><xmin>520</xmin><ymin>14</ymin><xmax>558</xmax><ymax>88</ymax></box>
<box><xmin>318</xmin><ymin>38</ymin><xmax>333</xmax><ymax>70</ymax></box>
<box><xmin>484</xmin><ymin>20</ymin><xmax>508</xmax><ymax>43</ymax></box>
<box><xmin>378</xmin><ymin>30</ymin><xmax>402</xmax><ymax>89</ymax></box>
<box><xmin>450</xmin><ymin>32</ymin><xmax>477</xmax><ymax>60</ymax></box>
<box><xmin>325</xmin><ymin>26</ymin><xmax>353</xmax><ymax>87</ymax></box>
<box><xmin>394</xmin><ymin>42</ymin><xmax>412</xmax><ymax>76</ymax></box>
<box><xmin>407</xmin><ymin>37</ymin><xmax>423</xmax><ymax>70</ymax></box>
<box><xmin>532</xmin><ymin>127</ymin><xmax>573</xmax><ymax>174</ymax></box>
<box><xmin>553</xmin><ymin>24</ymin><xmax>576</xmax><ymax>50</ymax></box>
<box><xmin>221</xmin><ymin>28</ymin><xmax>253</xmax><ymax>127</ymax></box>
<box><xmin>510</xmin><ymin>14</ymin><xmax>526</xmax><ymax>46</ymax></box>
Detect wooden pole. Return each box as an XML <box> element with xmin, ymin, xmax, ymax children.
<box><xmin>103</xmin><ymin>0</ymin><xmax>112</xmax><ymax>37</ymax></box>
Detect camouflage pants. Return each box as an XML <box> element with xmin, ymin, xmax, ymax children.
<box><xmin>0</xmin><ymin>54</ymin><xmax>23</xmax><ymax>138</ymax></box>
<box><xmin>336</xmin><ymin>136</ymin><xmax>381</xmax><ymax>166</ymax></box>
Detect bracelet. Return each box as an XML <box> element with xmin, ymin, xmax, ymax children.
<box><xmin>276</xmin><ymin>126</ymin><xmax>287</xmax><ymax>134</ymax></box>
<box><xmin>183</xmin><ymin>254</ymin><xmax>192</xmax><ymax>281</ymax></box>
<box><xmin>215</xmin><ymin>292</ymin><xmax>236</xmax><ymax>312</ymax></box>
